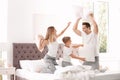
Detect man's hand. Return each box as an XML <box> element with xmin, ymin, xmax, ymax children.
<box><xmin>88</xmin><ymin>12</ymin><xmax>94</xmax><ymax>19</ymax></box>
<box><xmin>77</xmin><ymin>17</ymin><xmax>82</xmax><ymax>21</ymax></box>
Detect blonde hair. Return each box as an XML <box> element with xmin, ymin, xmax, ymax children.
<box><xmin>45</xmin><ymin>26</ymin><xmax>56</xmax><ymax>43</ymax></box>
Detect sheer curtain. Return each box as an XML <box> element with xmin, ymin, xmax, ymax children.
<box><xmin>0</xmin><ymin>0</ymin><xmax>8</xmax><ymax>80</ymax></box>
<box><xmin>0</xmin><ymin>0</ymin><xmax>8</xmax><ymax>42</ymax></box>
<box><xmin>0</xmin><ymin>0</ymin><xmax>8</xmax><ymax>61</ymax></box>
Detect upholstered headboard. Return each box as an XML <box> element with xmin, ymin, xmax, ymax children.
<box><xmin>13</xmin><ymin>43</ymin><xmax>48</xmax><ymax>69</ymax></box>
<box><xmin>13</xmin><ymin>43</ymin><xmax>64</xmax><ymax>69</ymax></box>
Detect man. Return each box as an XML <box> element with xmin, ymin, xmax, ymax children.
<box><xmin>73</xmin><ymin>13</ymin><xmax>99</xmax><ymax>70</ymax></box>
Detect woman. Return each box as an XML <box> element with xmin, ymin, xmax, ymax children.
<box><xmin>39</xmin><ymin>22</ymin><xmax>71</xmax><ymax>73</ymax></box>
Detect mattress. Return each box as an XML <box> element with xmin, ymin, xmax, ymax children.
<box><xmin>16</xmin><ymin>69</ymin><xmax>54</xmax><ymax>80</ymax></box>
<box><xmin>94</xmin><ymin>70</ymin><xmax>120</xmax><ymax>80</ymax></box>
<box><xmin>16</xmin><ymin>69</ymin><xmax>120</xmax><ymax>80</ymax></box>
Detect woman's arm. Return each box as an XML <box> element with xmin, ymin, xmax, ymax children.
<box><xmin>38</xmin><ymin>35</ymin><xmax>48</xmax><ymax>51</ymax></box>
<box><xmin>56</xmin><ymin>22</ymin><xmax>71</xmax><ymax>38</ymax></box>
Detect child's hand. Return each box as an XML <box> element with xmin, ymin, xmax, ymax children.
<box><xmin>80</xmin><ymin>57</ymin><xmax>86</xmax><ymax>61</ymax></box>
<box><xmin>79</xmin><ymin>44</ymin><xmax>84</xmax><ymax>47</ymax></box>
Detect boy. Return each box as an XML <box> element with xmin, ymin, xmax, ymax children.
<box><xmin>62</xmin><ymin>36</ymin><xmax>86</xmax><ymax>67</ymax></box>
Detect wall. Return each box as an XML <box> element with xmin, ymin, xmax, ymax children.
<box><xmin>7</xmin><ymin>0</ymin><xmax>120</xmax><ymax>70</ymax></box>
<box><xmin>7</xmin><ymin>0</ymin><xmax>34</xmax><ymax>43</ymax></box>
<box><xmin>99</xmin><ymin>1</ymin><xmax>120</xmax><ymax>71</ymax></box>
<box><xmin>7</xmin><ymin>0</ymin><xmax>34</xmax><ymax>65</ymax></box>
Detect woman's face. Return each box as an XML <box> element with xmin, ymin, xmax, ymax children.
<box><xmin>53</xmin><ymin>29</ymin><xmax>57</xmax><ymax>35</ymax></box>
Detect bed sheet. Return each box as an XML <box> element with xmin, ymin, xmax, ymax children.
<box><xmin>94</xmin><ymin>70</ymin><xmax>120</xmax><ymax>80</ymax></box>
<box><xmin>16</xmin><ymin>69</ymin><xmax>54</xmax><ymax>80</ymax></box>
<box><xmin>16</xmin><ymin>69</ymin><xmax>120</xmax><ymax>80</ymax></box>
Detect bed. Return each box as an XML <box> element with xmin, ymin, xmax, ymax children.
<box><xmin>13</xmin><ymin>43</ymin><xmax>63</xmax><ymax>80</ymax></box>
<box><xmin>13</xmin><ymin>43</ymin><xmax>120</xmax><ymax>80</ymax></box>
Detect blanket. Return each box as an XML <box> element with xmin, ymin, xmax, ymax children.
<box><xmin>54</xmin><ymin>65</ymin><xmax>95</xmax><ymax>80</ymax></box>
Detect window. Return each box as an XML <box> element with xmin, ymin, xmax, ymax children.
<box><xmin>94</xmin><ymin>1</ymin><xmax>109</xmax><ymax>53</ymax></box>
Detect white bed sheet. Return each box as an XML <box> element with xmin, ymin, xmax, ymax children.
<box><xmin>16</xmin><ymin>69</ymin><xmax>54</xmax><ymax>80</ymax></box>
<box><xmin>94</xmin><ymin>70</ymin><xmax>120</xmax><ymax>80</ymax></box>
<box><xmin>16</xmin><ymin>69</ymin><xmax>120</xmax><ymax>80</ymax></box>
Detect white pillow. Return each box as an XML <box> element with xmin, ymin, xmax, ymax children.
<box><xmin>56</xmin><ymin>58</ymin><xmax>63</xmax><ymax>66</ymax></box>
<box><xmin>20</xmin><ymin>59</ymin><xmax>46</xmax><ymax>72</ymax></box>
<box><xmin>20</xmin><ymin>60</ymin><xmax>30</xmax><ymax>70</ymax></box>
<box><xmin>71</xmin><ymin>58</ymin><xmax>82</xmax><ymax>66</ymax></box>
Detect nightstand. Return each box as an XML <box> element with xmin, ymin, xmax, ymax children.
<box><xmin>0</xmin><ymin>67</ymin><xmax>15</xmax><ymax>80</ymax></box>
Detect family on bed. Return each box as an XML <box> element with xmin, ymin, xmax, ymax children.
<box><xmin>37</xmin><ymin>12</ymin><xmax>99</xmax><ymax>74</ymax></box>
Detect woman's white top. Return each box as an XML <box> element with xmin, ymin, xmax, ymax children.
<box><xmin>78</xmin><ymin>31</ymin><xmax>99</xmax><ymax>62</ymax></box>
<box><xmin>47</xmin><ymin>41</ymin><xmax>59</xmax><ymax>57</ymax></box>
<box><xmin>62</xmin><ymin>46</ymin><xmax>72</xmax><ymax>62</ymax></box>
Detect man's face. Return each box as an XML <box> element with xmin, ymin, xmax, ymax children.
<box><xmin>82</xmin><ymin>25</ymin><xmax>89</xmax><ymax>33</ymax></box>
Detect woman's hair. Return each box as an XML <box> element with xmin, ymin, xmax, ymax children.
<box><xmin>45</xmin><ymin>26</ymin><xmax>56</xmax><ymax>43</ymax></box>
<box><xmin>62</xmin><ymin>36</ymin><xmax>71</xmax><ymax>44</ymax></box>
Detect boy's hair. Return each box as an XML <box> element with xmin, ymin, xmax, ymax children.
<box><xmin>62</xmin><ymin>36</ymin><xmax>71</xmax><ymax>44</ymax></box>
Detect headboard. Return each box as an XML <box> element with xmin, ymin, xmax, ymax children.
<box><xmin>13</xmin><ymin>43</ymin><xmax>48</xmax><ymax>69</ymax></box>
<box><xmin>13</xmin><ymin>43</ymin><xmax>64</xmax><ymax>69</ymax></box>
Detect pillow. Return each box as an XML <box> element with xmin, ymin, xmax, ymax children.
<box><xmin>20</xmin><ymin>59</ymin><xmax>46</xmax><ymax>72</ymax></box>
<box><xmin>20</xmin><ymin>60</ymin><xmax>30</xmax><ymax>70</ymax></box>
<box><xmin>71</xmin><ymin>58</ymin><xmax>82</xmax><ymax>66</ymax></box>
<box><xmin>56</xmin><ymin>58</ymin><xmax>63</xmax><ymax>66</ymax></box>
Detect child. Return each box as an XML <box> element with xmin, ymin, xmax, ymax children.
<box><xmin>62</xmin><ymin>36</ymin><xmax>86</xmax><ymax>67</ymax></box>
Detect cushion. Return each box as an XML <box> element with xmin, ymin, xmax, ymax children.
<box><xmin>19</xmin><ymin>60</ymin><xmax>30</xmax><ymax>70</ymax></box>
<box><xmin>20</xmin><ymin>59</ymin><xmax>46</xmax><ymax>72</ymax></box>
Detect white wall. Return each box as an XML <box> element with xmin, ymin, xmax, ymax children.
<box><xmin>99</xmin><ymin>1</ymin><xmax>120</xmax><ymax>71</ymax></box>
<box><xmin>8</xmin><ymin>0</ymin><xmax>34</xmax><ymax>43</ymax></box>
<box><xmin>7</xmin><ymin>0</ymin><xmax>120</xmax><ymax>70</ymax></box>
<box><xmin>7</xmin><ymin>0</ymin><xmax>34</xmax><ymax>65</ymax></box>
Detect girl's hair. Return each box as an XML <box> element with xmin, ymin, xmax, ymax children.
<box><xmin>45</xmin><ymin>26</ymin><xmax>56</xmax><ymax>43</ymax></box>
<box><xmin>62</xmin><ymin>36</ymin><xmax>71</xmax><ymax>44</ymax></box>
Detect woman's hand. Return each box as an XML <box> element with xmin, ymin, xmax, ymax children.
<box><xmin>38</xmin><ymin>35</ymin><xmax>44</xmax><ymax>40</ymax></box>
<box><xmin>67</xmin><ymin>22</ymin><xmax>71</xmax><ymax>27</ymax></box>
